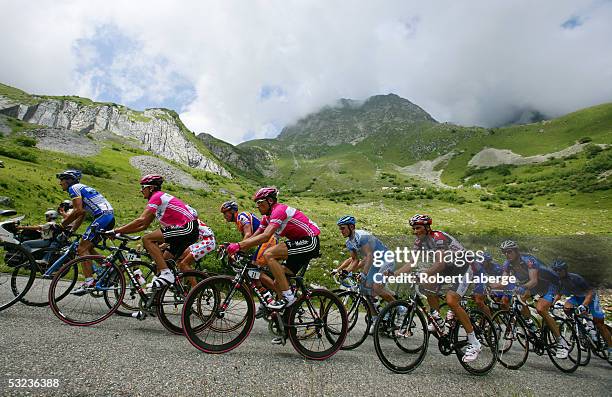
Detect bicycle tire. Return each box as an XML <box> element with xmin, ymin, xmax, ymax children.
<box><xmin>544</xmin><ymin>318</ymin><xmax>581</xmax><ymax>373</ymax></box>
<box><xmin>48</xmin><ymin>255</ymin><xmax>126</xmax><ymax>326</ymax></box>
<box><xmin>453</xmin><ymin>309</ymin><xmax>498</xmax><ymax>375</ymax></box>
<box><xmin>182</xmin><ymin>275</ymin><xmax>255</xmax><ymax>354</ymax></box>
<box><xmin>373</xmin><ymin>300</ymin><xmax>429</xmax><ymax>374</ymax></box>
<box><xmin>491</xmin><ymin>310</ymin><xmax>529</xmax><ymax>370</ymax></box>
<box><xmin>287</xmin><ymin>288</ymin><xmax>348</xmax><ymax>360</ymax></box>
<box><xmin>0</xmin><ymin>243</ymin><xmax>35</xmax><ymax>311</ymax></box>
<box><xmin>156</xmin><ymin>270</ymin><xmax>209</xmax><ymax>334</ymax></box>
<box><xmin>336</xmin><ymin>290</ymin><xmax>372</xmax><ymax>350</ymax></box>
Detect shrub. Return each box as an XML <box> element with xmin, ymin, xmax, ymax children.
<box><xmin>508</xmin><ymin>201</ymin><xmax>523</xmax><ymax>208</ymax></box>
<box><xmin>14</xmin><ymin>135</ymin><xmax>37</xmax><ymax>147</ymax></box>
<box><xmin>578</xmin><ymin>136</ymin><xmax>592</xmax><ymax>144</ymax></box>
<box><xmin>66</xmin><ymin>161</ymin><xmax>111</xmax><ymax>178</ymax></box>
<box><xmin>0</xmin><ymin>145</ymin><xmax>37</xmax><ymax>163</ymax></box>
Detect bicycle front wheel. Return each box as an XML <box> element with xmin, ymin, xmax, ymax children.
<box><xmin>545</xmin><ymin>318</ymin><xmax>581</xmax><ymax>373</ymax></box>
<box><xmin>336</xmin><ymin>290</ymin><xmax>372</xmax><ymax>350</ymax></box>
<box><xmin>182</xmin><ymin>276</ymin><xmax>255</xmax><ymax>354</ymax></box>
<box><xmin>49</xmin><ymin>256</ymin><xmax>125</xmax><ymax>326</ymax></box>
<box><xmin>491</xmin><ymin>310</ymin><xmax>529</xmax><ymax>370</ymax></box>
<box><xmin>373</xmin><ymin>300</ymin><xmax>428</xmax><ymax>374</ymax></box>
<box><xmin>287</xmin><ymin>288</ymin><xmax>348</xmax><ymax>360</ymax></box>
<box><xmin>454</xmin><ymin>309</ymin><xmax>498</xmax><ymax>375</ymax></box>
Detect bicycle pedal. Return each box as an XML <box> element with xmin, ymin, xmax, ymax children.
<box><xmin>131</xmin><ymin>311</ymin><xmax>147</xmax><ymax>321</ymax></box>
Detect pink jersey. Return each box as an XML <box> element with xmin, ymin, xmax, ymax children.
<box><xmin>258</xmin><ymin>203</ymin><xmax>320</xmax><ymax>240</ymax></box>
<box><xmin>146</xmin><ymin>191</ymin><xmax>195</xmax><ymax>228</ymax></box>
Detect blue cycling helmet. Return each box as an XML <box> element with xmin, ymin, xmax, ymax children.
<box><xmin>56</xmin><ymin>169</ymin><xmax>82</xmax><ymax>182</ymax></box>
<box><xmin>220</xmin><ymin>201</ymin><xmax>239</xmax><ymax>213</ymax></box>
<box><xmin>337</xmin><ymin>215</ymin><xmax>356</xmax><ymax>226</ymax></box>
<box><xmin>551</xmin><ymin>259</ymin><xmax>568</xmax><ymax>272</ymax></box>
<box><xmin>482</xmin><ymin>252</ymin><xmax>493</xmax><ymax>262</ymax></box>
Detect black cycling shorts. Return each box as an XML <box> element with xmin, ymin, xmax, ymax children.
<box><xmin>284</xmin><ymin>235</ymin><xmax>320</xmax><ymax>274</ymax></box>
<box><xmin>161</xmin><ymin>220</ymin><xmax>199</xmax><ymax>259</ymax></box>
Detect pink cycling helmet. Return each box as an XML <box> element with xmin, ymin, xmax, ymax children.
<box><xmin>253</xmin><ymin>187</ymin><xmax>278</xmax><ymax>201</ymax></box>
<box><xmin>140</xmin><ymin>174</ymin><xmax>164</xmax><ymax>186</ymax></box>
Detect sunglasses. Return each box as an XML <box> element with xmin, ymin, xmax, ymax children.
<box><xmin>140</xmin><ymin>185</ymin><xmax>154</xmax><ymax>192</ymax></box>
<box><xmin>501</xmin><ymin>249</ymin><xmax>515</xmax><ymax>254</ymax></box>
<box><xmin>255</xmin><ymin>199</ymin><xmax>267</xmax><ymax>205</ymax></box>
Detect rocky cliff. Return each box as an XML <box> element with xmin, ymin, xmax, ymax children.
<box><xmin>0</xmin><ymin>85</ymin><xmax>230</xmax><ymax>177</ymax></box>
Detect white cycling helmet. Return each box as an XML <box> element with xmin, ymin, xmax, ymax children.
<box><xmin>45</xmin><ymin>210</ymin><xmax>59</xmax><ymax>221</ymax></box>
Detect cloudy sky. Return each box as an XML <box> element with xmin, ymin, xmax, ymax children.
<box><xmin>1</xmin><ymin>0</ymin><xmax>611</xmax><ymax>144</ymax></box>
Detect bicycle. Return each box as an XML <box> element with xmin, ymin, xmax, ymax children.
<box><xmin>48</xmin><ymin>233</ymin><xmax>208</xmax><ymax>333</ymax></box>
<box><xmin>181</xmin><ymin>245</ymin><xmax>348</xmax><ymax>360</ymax></box>
<box><xmin>553</xmin><ymin>302</ymin><xmax>610</xmax><ymax>367</ymax></box>
<box><xmin>373</xmin><ymin>284</ymin><xmax>498</xmax><ymax>375</ymax></box>
<box><xmin>492</xmin><ymin>291</ymin><xmax>581</xmax><ymax>373</ymax></box>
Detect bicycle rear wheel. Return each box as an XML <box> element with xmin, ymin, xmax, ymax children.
<box><xmin>182</xmin><ymin>276</ymin><xmax>255</xmax><ymax>354</ymax></box>
<box><xmin>287</xmin><ymin>288</ymin><xmax>348</xmax><ymax>360</ymax></box>
<box><xmin>110</xmin><ymin>261</ymin><xmax>155</xmax><ymax>317</ymax></box>
<box><xmin>157</xmin><ymin>270</ymin><xmax>209</xmax><ymax>334</ymax></box>
<box><xmin>373</xmin><ymin>300</ymin><xmax>428</xmax><ymax>374</ymax></box>
<box><xmin>49</xmin><ymin>256</ymin><xmax>125</xmax><ymax>326</ymax></box>
<box><xmin>1</xmin><ymin>243</ymin><xmax>36</xmax><ymax>311</ymax></box>
<box><xmin>336</xmin><ymin>290</ymin><xmax>372</xmax><ymax>350</ymax></box>
<box><xmin>14</xmin><ymin>248</ymin><xmax>75</xmax><ymax>307</ymax></box>
<box><xmin>454</xmin><ymin>309</ymin><xmax>498</xmax><ymax>375</ymax></box>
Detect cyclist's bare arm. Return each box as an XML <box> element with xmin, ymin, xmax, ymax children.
<box><xmin>115</xmin><ymin>209</ymin><xmax>155</xmax><ymax>234</ymax></box>
<box><xmin>360</xmin><ymin>244</ymin><xmax>375</xmax><ymax>275</ymax></box>
<box><xmin>62</xmin><ymin>197</ymin><xmax>85</xmax><ymax>231</ymax></box>
<box><xmin>239</xmin><ymin>224</ymin><xmax>276</xmax><ymax>250</ymax></box>
<box><xmin>581</xmin><ymin>289</ymin><xmax>594</xmax><ymax>306</ymax></box>
<box><xmin>523</xmin><ymin>268</ymin><xmax>538</xmax><ymax>290</ymax></box>
<box><xmin>242</xmin><ymin>222</ymin><xmax>254</xmax><ymax>239</ymax></box>
<box><xmin>346</xmin><ymin>252</ymin><xmax>361</xmax><ymax>272</ymax></box>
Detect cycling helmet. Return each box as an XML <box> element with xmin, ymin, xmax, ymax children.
<box><xmin>220</xmin><ymin>201</ymin><xmax>239</xmax><ymax>212</ymax></box>
<box><xmin>59</xmin><ymin>200</ymin><xmax>73</xmax><ymax>210</ymax></box>
<box><xmin>253</xmin><ymin>187</ymin><xmax>278</xmax><ymax>201</ymax></box>
<box><xmin>409</xmin><ymin>214</ymin><xmax>432</xmax><ymax>227</ymax></box>
<box><xmin>139</xmin><ymin>174</ymin><xmax>164</xmax><ymax>186</ymax></box>
<box><xmin>44</xmin><ymin>210</ymin><xmax>59</xmax><ymax>220</ymax></box>
<box><xmin>500</xmin><ymin>240</ymin><xmax>519</xmax><ymax>250</ymax></box>
<box><xmin>551</xmin><ymin>259</ymin><xmax>568</xmax><ymax>272</ymax></box>
<box><xmin>482</xmin><ymin>252</ymin><xmax>493</xmax><ymax>262</ymax></box>
<box><xmin>337</xmin><ymin>215</ymin><xmax>356</xmax><ymax>226</ymax></box>
<box><xmin>56</xmin><ymin>169</ymin><xmax>82</xmax><ymax>182</ymax></box>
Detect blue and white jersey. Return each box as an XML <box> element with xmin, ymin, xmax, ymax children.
<box><xmin>346</xmin><ymin>230</ymin><xmax>393</xmax><ymax>266</ymax></box>
<box><xmin>503</xmin><ymin>254</ymin><xmax>558</xmax><ymax>290</ymax></box>
<box><xmin>68</xmin><ymin>183</ymin><xmax>113</xmax><ymax>217</ymax></box>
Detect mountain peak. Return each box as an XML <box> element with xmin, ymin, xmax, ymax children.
<box><xmin>278</xmin><ymin>93</ymin><xmax>436</xmax><ymax>145</ymax></box>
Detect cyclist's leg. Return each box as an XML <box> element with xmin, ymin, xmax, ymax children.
<box><xmin>369</xmin><ymin>263</ymin><xmax>394</xmax><ymax>303</ymax></box>
<box><xmin>473</xmin><ymin>293</ymin><xmax>491</xmax><ymax>317</ymax></box>
<box><xmin>588</xmin><ymin>294</ymin><xmax>611</xmax><ymax>349</ymax></box>
<box><xmin>446</xmin><ymin>290</ymin><xmax>473</xmax><ymax>333</ymax></box>
<box><xmin>262</xmin><ymin>243</ymin><xmax>290</xmax><ymax>291</ymax></box>
<box><xmin>536</xmin><ymin>287</ymin><xmax>559</xmax><ymax>338</ymax></box>
<box><xmin>142</xmin><ymin>229</ymin><xmax>167</xmax><ymax>272</ymax></box>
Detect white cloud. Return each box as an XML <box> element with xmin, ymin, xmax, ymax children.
<box><xmin>0</xmin><ymin>0</ymin><xmax>611</xmax><ymax>144</ymax></box>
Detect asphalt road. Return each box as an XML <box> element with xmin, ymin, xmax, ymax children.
<box><xmin>0</xmin><ymin>299</ymin><xmax>610</xmax><ymax>397</ymax></box>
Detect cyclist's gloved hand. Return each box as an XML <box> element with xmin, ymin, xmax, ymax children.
<box><xmin>227</xmin><ymin>242</ymin><xmax>240</xmax><ymax>256</ymax></box>
<box><xmin>515</xmin><ymin>286</ymin><xmax>526</xmax><ymax>296</ymax></box>
<box><xmin>576</xmin><ymin>304</ymin><xmax>588</xmax><ymax>315</ymax></box>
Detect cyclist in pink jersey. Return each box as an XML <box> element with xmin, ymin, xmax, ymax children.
<box><xmin>227</xmin><ymin>187</ymin><xmax>320</xmax><ymax>309</ymax></box>
<box><xmin>109</xmin><ymin>175</ymin><xmax>199</xmax><ymax>288</ymax></box>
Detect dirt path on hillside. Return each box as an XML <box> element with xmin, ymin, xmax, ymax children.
<box><xmin>395</xmin><ymin>152</ymin><xmax>455</xmax><ymax>188</ymax></box>
<box><xmin>468</xmin><ymin>142</ymin><xmax>608</xmax><ymax>167</ymax></box>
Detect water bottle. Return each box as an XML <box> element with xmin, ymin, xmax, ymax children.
<box><xmin>92</xmin><ymin>263</ymin><xmax>104</xmax><ymax>277</ymax></box>
<box><xmin>585</xmin><ymin>319</ymin><xmax>598</xmax><ymax>342</ymax></box>
<box><xmin>133</xmin><ymin>269</ymin><xmax>145</xmax><ymax>287</ymax></box>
